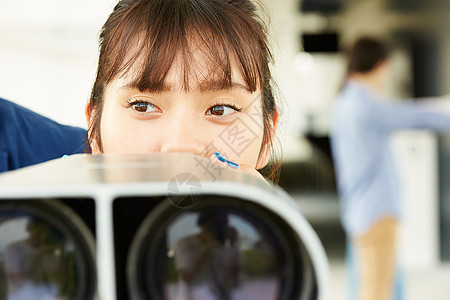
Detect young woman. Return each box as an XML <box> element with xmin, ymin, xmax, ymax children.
<box><xmin>85</xmin><ymin>0</ymin><xmax>279</xmax><ymax>181</ymax></box>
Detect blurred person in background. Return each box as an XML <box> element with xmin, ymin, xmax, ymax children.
<box><xmin>330</xmin><ymin>37</ymin><xmax>450</xmax><ymax>300</ymax></box>
<box><xmin>0</xmin><ymin>97</ymin><xmax>86</xmax><ymax>173</ymax></box>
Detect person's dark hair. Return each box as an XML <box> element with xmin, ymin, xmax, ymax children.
<box><xmin>346</xmin><ymin>37</ymin><xmax>389</xmax><ymax>74</ymax></box>
<box><xmin>87</xmin><ymin>0</ymin><xmax>280</xmax><ymax>181</ymax></box>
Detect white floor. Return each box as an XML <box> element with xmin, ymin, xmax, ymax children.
<box><xmin>329</xmin><ymin>260</ymin><xmax>450</xmax><ymax>300</ymax></box>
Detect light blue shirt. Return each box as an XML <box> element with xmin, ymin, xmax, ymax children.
<box><xmin>330</xmin><ymin>80</ymin><xmax>450</xmax><ymax>236</ymax></box>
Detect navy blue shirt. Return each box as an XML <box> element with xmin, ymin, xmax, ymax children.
<box><xmin>0</xmin><ymin>98</ymin><xmax>86</xmax><ymax>173</ymax></box>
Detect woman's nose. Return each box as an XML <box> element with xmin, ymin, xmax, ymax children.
<box><xmin>159</xmin><ymin>115</ymin><xmax>205</xmax><ymax>155</ymax></box>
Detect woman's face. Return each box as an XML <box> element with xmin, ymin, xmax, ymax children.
<box><xmin>87</xmin><ymin>57</ymin><xmax>269</xmax><ymax>169</ymax></box>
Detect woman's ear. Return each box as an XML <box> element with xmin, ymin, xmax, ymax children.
<box><xmin>85</xmin><ymin>101</ymin><xmax>100</xmax><ymax>154</ymax></box>
<box><xmin>272</xmin><ymin>109</ymin><xmax>279</xmax><ymax>130</ymax></box>
<box><xmin>256</xmin><ymin>109</ymin><xmax>278</xmax><ymax>169</ymax></box>
<box><xmin>85</xmin><ymin>101</ymin><xmax>94</xmax><ymax>128</ymax></box>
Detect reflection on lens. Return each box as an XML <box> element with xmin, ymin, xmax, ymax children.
<box><xmin>168</xmin><ymin>210</ymin><xmax>281</xmax><ymax>300</ymax></box>
<box><xmin>128</xmin><ymin>197</ymin><xmax>308</xmax><ymax>300</ymax></box>
<box><xmin>0</xmin><ymin>200</ymin><xmax>96</xmax><ymax>300</ymax></box>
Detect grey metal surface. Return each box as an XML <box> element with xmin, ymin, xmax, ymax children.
<box><xmin>0</xmin><ymin>153</ymin><xmax>267</xmax><ymax>188</ymax></box>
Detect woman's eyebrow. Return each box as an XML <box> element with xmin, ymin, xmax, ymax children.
<box><xmin>119</xmin><ymin>84</ymin><xmax>138</xmax><ymax>91</ymax></box>
<box><xmin>119</xmin><ymin>83</ymin><xmax>172</xmax><ymax>93</ymax></box>
<box><xmin>197</xmin><ymin>81</ymin><xmax>251</xmax><ymax>93</ymax></box>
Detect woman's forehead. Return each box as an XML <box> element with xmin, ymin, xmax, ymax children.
<box><xmin>119</xmin><ymin>48</ymin><xmax>253</xmax><ymax>93</ymax></box>
<box><xmin>166</xmin><ymin>54</ymin><xmax>250</xmax><ymax>92</ymax></box>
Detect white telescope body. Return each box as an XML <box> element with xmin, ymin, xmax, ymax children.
<box><xmin>0</xmin><ymin>153</ymin><xmax>330</xmax><ymax>300</ymax></box>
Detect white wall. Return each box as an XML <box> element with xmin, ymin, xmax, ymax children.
<box><xmin>0</xmin><ymin>0</ymin><xmax>116</xmax><ymax>128</ymax></box>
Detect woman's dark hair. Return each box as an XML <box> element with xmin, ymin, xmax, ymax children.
<box><xmin>87</xmin><ymin>0</ymin><xmax>280</xmax><ymax>181</ymax></box>
<box><xmin>346</xmin><ymin>37</ymin><xmax>389</xmax><ymax>74</ymax></box>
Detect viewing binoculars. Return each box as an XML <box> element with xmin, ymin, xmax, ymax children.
<box><xmin>0</xmin><ymin>153</ymin><xmax>330</xmax><ymax>300</ymax></box>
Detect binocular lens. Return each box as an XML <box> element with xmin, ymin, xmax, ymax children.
<box><xmin>0</xmin><ymin>200</ymin><xmax>96</xmax><ymax>300</ymax></box>
<box><xmin>128</xmin><ymin>197</ymin><xmax>309</xmax><ymax>300</ymax></box>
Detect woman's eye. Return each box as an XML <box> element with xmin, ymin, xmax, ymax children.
<box><xmin>130</xmin><ymin>102</ymin><xmax>159</xmax><ymax>113</ymax></box>
<box><xmin>207</xmin><ymin>105</ymin><xmax>240</xmax><ymax>116</ymax></box>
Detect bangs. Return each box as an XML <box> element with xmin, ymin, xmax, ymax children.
<box><xmin>98</xmin><ymin>0</ymin><xmax>270</xmax><ymax>93</ymax></box>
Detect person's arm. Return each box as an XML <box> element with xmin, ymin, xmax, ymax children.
<box><xmin>0</xmin><ymin>98</ymin><xmax>87</xmax><ymax>172</ymax></box>
<box><xmin>368</xmin><ymin>96</ymin><xmax>450</xmax><ymax>132</ymax></box>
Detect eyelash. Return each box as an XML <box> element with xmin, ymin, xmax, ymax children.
<box><xmin>127</xmin><ymin>99</ymin><xmax>160</xmax><ymax>113</ymax></box>
<box><xmin>207</xmin><ymin>103</ymin><xmax>242</xmax><ymax>116</ymax></box>
<box><xmin>218</xmin><ymin>103</ymin><xmax>242</xmax><ymax>111</ymax></box>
